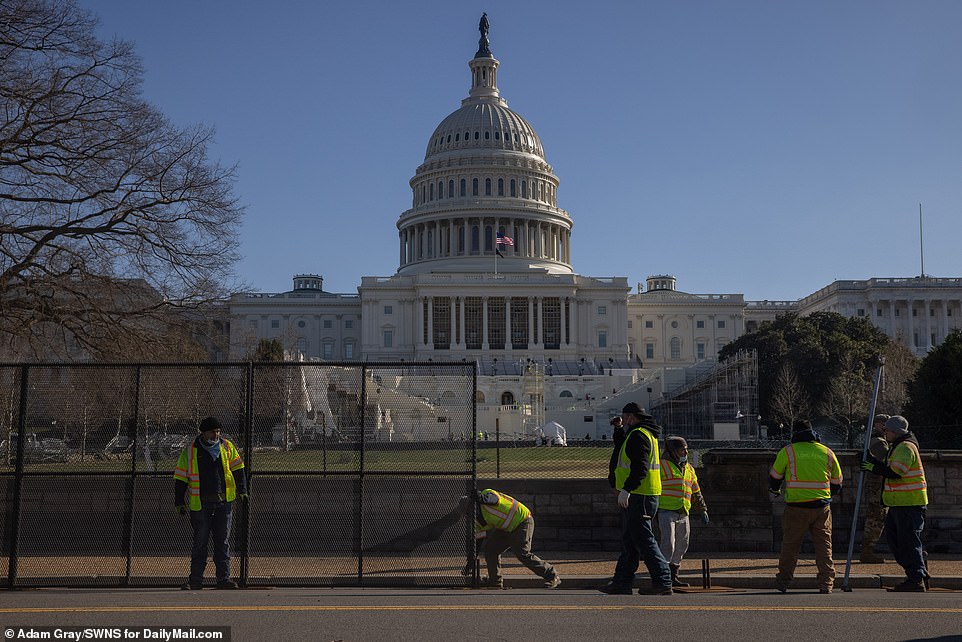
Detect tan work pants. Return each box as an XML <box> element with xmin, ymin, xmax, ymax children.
<box><xmin>777</xmin><ymin>504</ymin><xmax>835</xmax><ymax>591</ymax></box>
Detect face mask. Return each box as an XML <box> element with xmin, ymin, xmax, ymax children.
<box><xmin>202</xmin><ymin>436</ymin><xmax>220</xmax><ymax>447</ymax></box>
<box><xmin>677</xmin><ymin>457</ymin><xmax>688</xmax><ymax>465</ymax></box>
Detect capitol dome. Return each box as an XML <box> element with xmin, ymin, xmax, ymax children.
<box><xmin>396</xmin><ymin>22</ymin><xmax>573</xmax><ymax>276</ymax></box>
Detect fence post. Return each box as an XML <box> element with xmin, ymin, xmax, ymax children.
<box><xmin>239</xmin><ymin>362</ymin><xmax>254</xmax><ymax>587</ymax></box>
<box><xmin>357</xmin><ymin>364</ymin><xmax>367</xmax><ymax>585</ymax></box>
<box><xmin>7</xmin><ymin>364</ymin><xmax>29</xmax><ymax>589</ymax></box>
<box><xmin>123</xmin><ymin>365</ymin><xmax>142</xmax><ymax>585</ymax></box>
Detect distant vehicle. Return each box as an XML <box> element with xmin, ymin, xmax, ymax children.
<box><xmin>0</xmin><ymin>432</ymin><xmax>69</xmax><ymax>463</ymax></box>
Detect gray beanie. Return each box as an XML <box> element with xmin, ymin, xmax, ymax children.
<box><xmin>666</xmin><ymin>435</ymin><xmax>688</xmax><ymax>450</ymax></box>
<box><xmin>884</xmin><ymin>415</ymin><xmax>909</xmax><ymax>435</ymax></box>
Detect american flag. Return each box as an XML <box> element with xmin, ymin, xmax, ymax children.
<box><xmin>496</xmin><ymin>233</ymin><xmax>514</xmax><ymax>246</ymax></box>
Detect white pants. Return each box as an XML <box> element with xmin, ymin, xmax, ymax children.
<box><xmin>657</xmin><ymin>509</ymin><xmax>690</xmax><ymax>566</ymax></box>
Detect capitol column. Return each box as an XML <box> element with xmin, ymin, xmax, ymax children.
<box><xmin>924</xmin><ymin>299</ymin><xmax>932</xmax><ymax>350</ymax></box>
<box><xmin>560</xmin><ymin>297</ymin><xmax>567</xmax><ymax>347</ymax></box>
<box><xmin>415</xmin><ymin>297</ymin><xmax>424</xmax><ymax>351</ymax></box>
<box><xmin>505</xmin><ymin>295</ymin><xmax>511</xmax><ymax>351</ymax></box>
<box><xmin>907</xmin><ymin>299</ymin><xmax>915</xmax><ymax>352</ymax></box>
<box><xmin>482</xmin><ymin>297</ymin><xmax>489</xmax><ymax>350</ymax></box>
<box><xmin>427</xmin><ymin>296</ymin><xmax>434</xmax><ymax>349</ymax></box>
<box><xmin>528</xmin><ymin>297</ymin><xmax>535</xmax><ymax>347</ymax></box>
<box><xmin>459</xmin><ymin>296</ymin><xmax>466</xmax><ymax>348</ymax></box>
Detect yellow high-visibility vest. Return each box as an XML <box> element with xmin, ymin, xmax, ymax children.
<box><xmin>659</xmin><ymin>458</ymin><xmax>699</xmax><ymax>513</ymax></box>
<box><xmin>614</xmin><ymin>427</ymin><xmax>661</xmax><ymax>496</ymax></box>
<box><xmin>173</xmin><ymin>438</ymin><xmax>244</xmax><ymax>511</ymax></box>
<box><xmin>475</xmin><ymin>489</ymin><xmax>530</xmax><ymax>535</ymax></box>
<box><xmin>883</xmin><ymin>441</ymin><xmax>927</xmax><ymax>507</ymax></box>
<box><xmin>769</xmin><ymin>442</ymin><xmax>842</xmax><ymax>504</ymax></box>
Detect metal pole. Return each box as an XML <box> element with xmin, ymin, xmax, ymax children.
<box><xmin>124</xmin><ymin>365</ymin><xmax>142</xmax><ymax>585</ymax></box>
<box><xmin>239</xmin><ymin>362</ymin><xmax>254</xmax><ymax>588</ymax></box>
<box><xmin>357</xmin><ymin>364</ymin><xmax>367</xmax><ymax>585</ymax></box>
<box><xmin>7</xmin><ymin>365</ymin><xmax>29</xmax><ymax>589</ymax></box>
<box><xmin>842</xmin><ymin>359</ymin><xmax>884</xmax><ymax>592</ymax></box>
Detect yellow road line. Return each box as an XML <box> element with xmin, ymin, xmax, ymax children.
<box><xmin>2</xmin><ymin>605</ymin><xmax>961</xmax><ymax>614</ymax></box>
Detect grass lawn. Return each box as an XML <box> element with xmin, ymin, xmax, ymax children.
<box><xmin>0</xmin><ymin>445</ymin><xmax>612</xmax><ymax>478</ymax></box>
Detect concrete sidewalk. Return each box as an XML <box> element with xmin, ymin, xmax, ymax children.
<box><xmin>499</xmin><ymin>552</ymin><xmax>962</xmax><ymax>591</ymax></box>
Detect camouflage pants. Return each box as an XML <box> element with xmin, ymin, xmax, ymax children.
<box><xmin>861</xmin><ymin>477</ymin><xmax>888</xmax><ymax>550</ymax></box>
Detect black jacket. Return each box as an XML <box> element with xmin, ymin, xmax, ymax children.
<box><xmin>607</xmin><ymin>418</ymin><xmax>661</xmax><ymax>492</ymax></box>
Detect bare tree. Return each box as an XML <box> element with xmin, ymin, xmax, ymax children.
<box><xmin>819</xmin><ymin>354</ymin><xmax>870</xmax><ymax>446</ymax></box>
<box><xmin>0</xmin><ymin>0</ymin><xmax>243</xmax><ymax>360</ymax></box>
<box><xmin>770</xmin><ymin>362</ymin><xmax>811</xmax><ymax>432</ymax></box>
<box><xmin>877</xmin><ymin>339</ymin><xmax>919</xmax><ymax>415</ymax></box>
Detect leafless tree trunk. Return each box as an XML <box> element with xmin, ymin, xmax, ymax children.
<box><xmin>770</xmin><ymin>362</ymin><xmax>811</xmax><ymax>431</ymax></box>
<box><xmin>877</xmin><ymin>339</ymin><xmax>919</xmax><ymax>415</ymax></box>
<box><xmin>1</xmin><ymin>0</ymin><xmax>244</xmax><ymax>360</ymax></box>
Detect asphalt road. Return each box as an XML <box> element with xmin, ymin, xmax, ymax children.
<box><xmin>2</xmin><ymin>587</ymin><xmax>961</xmax><ymax>642</ymax></box>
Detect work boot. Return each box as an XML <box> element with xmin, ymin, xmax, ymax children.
<box><xmin>669</xmin><ymin>563</ymin><xmax>689</xmax><ymax>588</ymax></box>
<box><xmin>774</xmin><ymin>576</ymin><xmax>790</xmax><ymax>593</ymax></box>
<box><xmin>859</xmin><ymin>548</ymin><xmax>885</xmax><ymax>564</ymax></box>
<box><xmin>888</xmin><ymin>579</ymin><xmax>925</xmax><ymax>592</ymax></box>
<box><xmin>598</xmin><ymin>581</ymin><xmax>633</xmax><ymax>595</ymax></box>
<box><xmin>481</xmin><ymin>576</ymin><xmax>504</xmax><ymax>589</ymax></box>
<box><xmin>215</xmin><ymin>579</ymin><xmax>238</xmax><ymax>590</ymax></box>
<box><xmin>638</xmin><ymin>585</ymin><xmax>673</xmax><ymax>596</ymax></box>
<box><xmin>543</xmin><ymin>572</ymin><xmax>562</xmax><ymax>589</ymax></box>
<box><xmin>180</xmin><ymin>582</ymin><xmax>203</xmax><ymax>590</ymax></box>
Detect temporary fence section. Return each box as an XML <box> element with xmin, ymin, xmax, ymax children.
<box><xmin>0</xmin><ymin>362</ymin><xmax>477</xmax><ymax>588</ymax></box>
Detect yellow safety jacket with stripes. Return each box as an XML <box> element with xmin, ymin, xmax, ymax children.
<box><xmin>769</xmin><ymin>442</ymin><xmax>842</xmax><ymax>504</ymax></box>
<box><xmin>883</xmin><ymin>440</ymin><xmax>927</xmax><ymax>507</ymax></box>
<box><xmin>614</xmin><ymin>427</ymin><xmax>661</xmax><ymax>496</ymax></box>
<box><xmin>173</xmin><ymin>438</ymin><xmax>244</xmax><ymax>511</ymax></box>
<box><xmin>475</xmin><ymin>489</ymin><xmax>530</xmax><ymax>538</ymax></box>
<box><xmin>659</xmin><ymin>458</ymin><xmax>700</xmax><ymax>513</ymax></box>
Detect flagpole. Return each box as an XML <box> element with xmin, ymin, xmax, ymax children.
<box><xmin>494</xmin><ymin>243</ymin><xmax>498</xmax><ymax>276</ymax></box>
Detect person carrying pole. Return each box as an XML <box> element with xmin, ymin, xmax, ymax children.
<box><xmin>861</xmin><ymin>415</ymin><xmax>929</xmax><ymax>592</ymax></box>
<box><xmin>860</xmin><ymin>414</ymin><xmax>891</xmax><ymax>563</ymax></box>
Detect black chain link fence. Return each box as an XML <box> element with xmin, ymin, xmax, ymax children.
<box><xmin>0</xmin><ymin>362</ymin><xmax>479</xmax><ymax>588</ymax></box>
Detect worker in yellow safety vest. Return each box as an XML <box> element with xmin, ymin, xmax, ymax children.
<box><xmin>599</xmin><ymin>402</ymin><xmax>673</xmax><ymax>596</ymax></box>
<box><xmin>769</xmin><ymin>420</ymin><xmax>842</xmax><ymax>594</ymax></box>
<box><xmin>464</xmin><ymin>489</ymin><xmax>561</xmax><ymax>589</ymax></box>
<box><xmin>658</xmin><ymin>436</ymin><xmax>709</xmax><ymax>587</ymax></box>
<box><xmin>861</xmin><ymin>415</ymin><xmax>929</xmax><ymax>592</ymax></box>
<box><xmin>173</xmin><ymin>416</ymin><xmax>248</xmax><ymax>590</ymax></box>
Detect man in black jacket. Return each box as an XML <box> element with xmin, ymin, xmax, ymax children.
<box><xmin>600</xmin><ymin>402</ymin><xmax>673</xmax><ymax>595</ymax></box>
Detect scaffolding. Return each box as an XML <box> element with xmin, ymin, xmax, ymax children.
<box><xmin>520</xmin><ymin>361</ymin><xmax>545</xmax><ymax>438</ymax></box>
<box><xmin>650</xmin><ymin>350</ymin><xmax>759</xmax><ymax>441</ymax></box>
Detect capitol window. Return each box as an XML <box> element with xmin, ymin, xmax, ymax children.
<box><xmin>495</xmin><ymin>131</ymin><xmax>500</xmax><ymax>139</ymax></box>
<box><xmin>384</xmin><ymin>305</ymin><xmax>393</xmax><ymax>315</ymax></box>
<box><xmin>460</xmin><ymin>179</ymin><xmax>466</xmax><ymax>196</ymax></box>
<box><xmin>498</xmin><ymin>178</ymin><xmax>504</xmax><ymax>196</ymax></box>
<box><xmin>473</xmin><ymin>178</ymin><xmax>479</xmax><ymax>196</ymax></box>
<box><xmin>474</xmin><ymin>131</ymin><xmax>479</xmax><ymax>140</ymax></box>
<box><xmin>383</xmin><ymin>330</ymin><xmax>393</xmax><ymax>348</ymax></box>
<box><xmin>448</xmin><ymin>179</ymin><xmax>454</xmax><ymax>197</ymax></box>
<box><xmin>485</xmin><ymin>178</ymin><xmax>491</xmax><ymax>195</ymax></box>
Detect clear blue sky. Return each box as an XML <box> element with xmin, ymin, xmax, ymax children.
<box><xmin>80</xmin><ymin>0</ymin><xmax>962</xmax><ymax>301</ymax></box>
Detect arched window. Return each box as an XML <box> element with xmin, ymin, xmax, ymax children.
<box><xmin>455</xmin><ymin>133</ymin><xmax>460</xmax><ymax>142</ymax></box>
<box><xmin>460</xmin><ymin>179</ymin><xmax>466</xmax><ymax>197</ymax></box>
<box><xmin>484</xmin><ymin>226</ymin><xmax>493</xmax><ymax>251</ymax></box>
<box><xmin>501</xmin><ymin>391</ymin><xmax>515</xmax><ymax>406</ymax></box>
<box><xmin>475</xmin><ymin>390</ymin><xmax>486</xmax><ymax>403</ymax></box>
<box><xmin>485</xmin><ymin>178</ymin><xmax>491</xmax><ymax>195</ymax></box>
<box><xmin>484</xmin><ymin>131</ymin><xmax>489</xmax><ymax>139</ymax></box>
<box><xmin>474</xmin><ymin>131</ymin><xmax>479</xmax><ymax>140</ymax></box>
<box><xmin>472</xmin><ymin>178</ymin><xmax>479</xmax><ymax>196</ymax></box>
<box><xmin>448</xmin><ymin>180</ymin><xmax>454</xmax><ymax>198</ymax></box>
<box><xmin>559</xmin><ymin>390</ymin><xmax>573</xmax><ymax>398</ymax></box>
<box><xmin>521</xmin><ymin>181</ymin><xmax>528</xmax><ymax>199</ymax></box>
<box><xmin>458</xmin><ymin>225</ymin><xmax>465</xmax><ymax>254</ymax></box>
<box><xmin>510</xmin><ymin>179</ymin><xmax>516</xmax><ymax>197</ymax></box>
<box><xmin>498</xmin><ymin>178</ymin><xmax>504</xmax><ymax>196</ymax></box>
<box><xmin>426</xmin><ymin>230</ymin><xmax>433</xmax><ymax>257</ymax></box>
<box><xmin>438</xmin><ymin>181</ymin><xmax>443</xmax><ymax>198</ymax></box>
<box><xmin>429</xmin><ymin>183</ymin><xmax>434</xmax><ymax>201</ymax></box>
<box><xmin>471</xmin><ymin>226</ymin><xmax>480</xmax><ymax>252</ymax></box>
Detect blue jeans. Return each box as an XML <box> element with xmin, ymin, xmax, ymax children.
<box><xmin>884</xmin><ymin>505</ymin><xmax>927</xmax><ymax>582</ymax></box>
<box><xmin>613</xmin><ymin>494</ymin><xmax>671</xmax><ymax>588</ymax></box>
<box><xmin>188</xmin><ymin>501</ymin><xmax>233</xmax><ymax>583</ymax></box>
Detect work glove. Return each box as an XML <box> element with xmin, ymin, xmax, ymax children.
<box><xmin>768</xmin><ymin>488</ymin><xmax>781</xmax><ymax>498</ymax></box>
<box><xmin>617</xmin><ymin>490</ymin><xmax>630</xmax><ymax>509</ymax></box>
<box><xmin>700</xmin><ymin>512</ymin><xmax>710</xmax><ymax>525</ymax></box>
<box><xmin>238</xmin><ymin>493</ymin><xmax>250</xmax><ymax>502</ymax></box>
<box><xmin>176</xmin><ymin>505</ymin><xmax>188</xmax><ymax>516</ymax></box>
<box><xmin>860</xmin><ymin>460</ymin><xmax>875</xmax><ymax>473</ymax></box>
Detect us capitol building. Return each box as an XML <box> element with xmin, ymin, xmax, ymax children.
<box><xmin>228</xmin><ymin>18</ymin><xmax>962</xmax><ymax>436</ymax></box>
